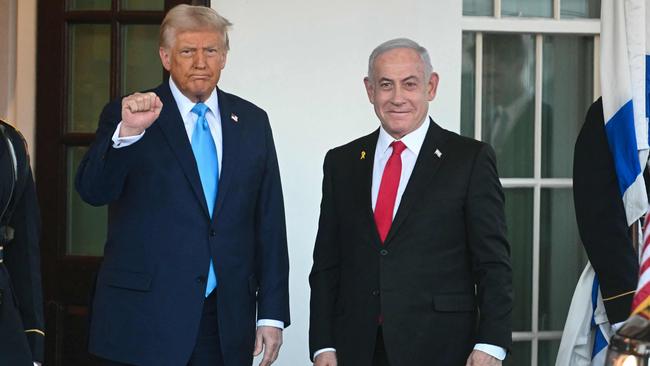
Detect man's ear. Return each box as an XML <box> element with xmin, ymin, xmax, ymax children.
<box><xmin>364</xmin><ymin>77</ymin><xmax>375</xmax><ymax>103</ymax></box>
<box><xmin>159</xmin><ymin>47</ymin><xmax>171</xmax><ymax>71</ymax></box>
<box><xmin>427</xmin><ymin>72</ymin><xmax>440</xmax><ymax>101</ymax></box>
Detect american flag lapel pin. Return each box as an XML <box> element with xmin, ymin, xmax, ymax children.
<box><xmin>434</xmin><ymin>149</ymin><xmax>442</xmax><ymax>158</ymax></box>
<box><xmin>231</xmin><ymin>113</ymin><xmax>239</xmax><ymax>122</ymax></box>
<box><xmin>360</xmin><ymin>150</ymin><xmax>366</xmax><ymax>160</ymax></box>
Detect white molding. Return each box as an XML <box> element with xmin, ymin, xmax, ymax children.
<box><xmin>594</xmin><ymin>34</ymin><xmax>600</xmax><ymax>99</ymax></box>
<box><xmin>494</xmin><ymin>0</ymin><xmax>501</xmax><ymax>18</ymax></box>
<box><xmin>461</xmin><ymin>17</ymin><xmax>600</xmax><ymax>34</ymax></box>
<box><xmin>553</xmin><ymin>0</ymin><xmax>561</xmax><ymax>20</ymax></box>
<box><xmin>474</xmin><ymin>33</ymin><xmax>483</xmax><ymax>141</ymax></box>
<box><xmin>501</xmin><ymin>178</ymin><xmax>573</xmax><ymax>187</ymax></box>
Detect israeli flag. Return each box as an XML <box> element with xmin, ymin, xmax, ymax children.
<box><xmin>601</xmin><ymin>0</ymin><xmax>650</xmax><ymax>226</ymax></box>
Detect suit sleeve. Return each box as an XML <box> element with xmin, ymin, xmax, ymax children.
<box><xmin>573</xmin><ymin>98</ymin><xmax>638</xmax><ymax>323</ymax></box>
<box><xmin>4</xmin><ymin>157</ymin><xmax>44</xmax><ymax>362</ymax></box>
<box><xmin>75</xmin><ymin>100</ymin><xmax>136</xmax><ymax>206</ymax></box>
<box><xmin>308</xmin><ymin>150</ymin><xmax>340</xmax><ymax>360</ymax></box>
<box><xmin>465</xmin><ymin>143</ymin><xmax>513</xmax><ymax>349</ymax></box>
<box><xmin>254</xmin><ymin>113</ymin><xmax>290</xmax><ymax>326</ymax></box>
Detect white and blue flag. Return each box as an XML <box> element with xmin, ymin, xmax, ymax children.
<box><xmin>557</xmin><ymin>1</ymin><xmax>649</xmax><ymax>365</ymax></box>
<box><xmin>601</xmin><ymin>0</ymin><xmax>649</xmax><ymax>226</ymax></box>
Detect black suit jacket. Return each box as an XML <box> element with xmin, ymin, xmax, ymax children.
<box><xmin>0</xmin><ymin>120</ymin><xmax>44</xmax><ymax>365</ymax></box>
<box><xmin>76</xmin><ymin>81</ymin><xmax>290</xmax><ymax>366</ymax></box>
<box><xmin>573</xmin><ymin>98</ymin><xmax>639</xmax><ymax>323</ymax></box>
<box><xmin>309</xmin><ymin>120</ymin><xmax>512</xmax><ymax>366</ymax></box>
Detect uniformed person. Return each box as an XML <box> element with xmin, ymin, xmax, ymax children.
<box><xmin>0</xmin><ymin>119</ymin><xmax>44</xmax><ymax>366</ymax></box>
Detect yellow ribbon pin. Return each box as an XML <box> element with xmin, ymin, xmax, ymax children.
<box><xmin>360</xmin><ymin>151</ymin><xmax>366</xmax><ymax>160</ymax></box>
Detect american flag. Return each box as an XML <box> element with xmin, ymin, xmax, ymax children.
<box><xmin>632</xmin><ymin>217</ymin><xmax>650</xmax><ymax>315</ymax></box>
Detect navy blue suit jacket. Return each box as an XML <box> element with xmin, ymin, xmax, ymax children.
<box><xmin>76</xmin><ymin>81</ymin><xmax>290</xmax><ymax>366</ymax></box>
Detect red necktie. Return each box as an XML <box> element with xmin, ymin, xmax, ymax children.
<box><xmin>374</xmin><ymin>141</ymin><xmax>407</xmax><ymax>243</ymax></box>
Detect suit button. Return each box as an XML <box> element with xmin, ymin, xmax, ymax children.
<box><xmin>196</xmin><ymin>276</ymin><xmax>206</xmax><ymax>284</ymax></box>
<box><xmin>210</xmin><ymin>229</ymin><xmax>217</xmax><ymax>237</ymax></box>
<box><xmin>372</xmin><ymin>289</ymin><xmax>380</xmax><ymax>296</ymax></box>
<box><xmin>380</xmin><ymin>249</ymin><xmax>388</xmax><ymax>256</ymax></box>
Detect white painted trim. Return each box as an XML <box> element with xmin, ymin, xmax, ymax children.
<box><xmin>553</xmin><ymin>0</ymin><xmax>561</xmax><ymax>20</ymax></box>
<box><xmin>494</xmin><ymin>0</ymin><xmax>501</xmax><ymax>18</ymax></box>
<box><xmin>594</xmin><ymin>34</ymin><xmax>600</xmax><ymax>99</ymax></box>
<box><xmin>501</xmin><ymin>178</ymin><xmax>573</xmax><ymax>188</ymax></box>
<box><xmin>512</xmin><ymin>330</ymin><xmax>564</xmax><ymax>341</ymax></box>
<box><xmin>461</xmin><ymin>17</ymin><xmax>600</xmax><ymax>34</ymax></box>
<box><xmin>474</xmin><ymin>33</ymin><xmax>483</xmax><ymax>141</ymax></box>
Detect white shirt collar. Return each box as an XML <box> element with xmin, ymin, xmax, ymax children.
<box><xmin>168</xmin><ymin>76</ymin><xmax>220</xmax><ymax>119</ymax></box>
<box><xmin>377</xmin><ymin>117</ymin><xmax>430</xmax><ymax>157</ymax></box>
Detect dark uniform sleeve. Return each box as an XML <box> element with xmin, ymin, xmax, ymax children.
<box><xmin>3</xmin><ymin>127</ymin><xmax>45</xmax><ymax>362</ymax></box>
<box><xmin>573</xmin><ymin>98</ymin><xmax>639</xmax><ymax>323</ymax></box>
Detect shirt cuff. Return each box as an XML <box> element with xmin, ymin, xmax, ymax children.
<box><xmin>112</xmin><ymin>121</ymin><xmax>145</xmax><ymax>148</ymax></box>
<box><xmin>474</xmin><ymin>343</ymin><xmax>506</xmax><ymax>360</ymax></box>
<box><xmin>612</xmin><ymin>321</ymin><xmax>625</xmax><ymax>331</ymax></box>
<box><xmin>256</xmin><ymin>319</ymin><xmax>284</xmax><ymax>329</ymax></box>
<box><xmin>313</xmin><ymin>348</ymin><xmax>336</xmax><ymax>359</ymax></box>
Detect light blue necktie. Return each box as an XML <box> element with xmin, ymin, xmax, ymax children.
<box><xmin>191</xmin><ymin>102</ymin><xmax>218</xmax><ymax>297</ymax></box>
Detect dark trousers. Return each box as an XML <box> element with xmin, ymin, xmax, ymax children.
<box><xmin>101</xmin><ymin>292</ymin><xmax>224</xmax><ymax>366</ymax></box>
<box><xmin>372</xmin><ymin>327</ymin><xmax>390</xmax><ymax>366</ymax></box>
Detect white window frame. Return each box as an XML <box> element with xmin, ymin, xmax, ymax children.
<box><xmin>462</xmin><ymin>1</ymin><xmax>601</xmax><ymax>364</ymax></box>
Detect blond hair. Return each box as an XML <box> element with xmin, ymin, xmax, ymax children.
<box><xmin>160</xmin><ymin>5</ymin><xmax>232</xmax><ymax>50</ymax></box>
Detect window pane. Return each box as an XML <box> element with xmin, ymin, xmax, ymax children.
<box><xmin>461</xmin><ymin>32</ymin><xmax>476</xmax><ymax>138</ymax></box>
<box><xmin>482</xmin><ymin>34</ymin><xmax>535</xmax><ymax>178</ymax></box>
<box><xmin>539</xmin><ymin>339</ymin><xmax>561</xmax><ymax>366</ymax></box>
<box><xmin>539</xmin><ymin>189</ymin><xmax>586</xmax><ymax>331</ymax></box>
<box><xmin>502</xmin><ymin>0</ymin><xmax>553</xmax><ymax>17</ymax></box>
<box><xmin>68</xmin><ymin>24</ymin><xmax>110</xmax><ymax>133</ymax></box>
<box><xmin>505</xmin><ymin>188</ymin><xmax>533</xmax><ymax>331</ymax></box>
<box><xmin>122</xmin><ymin>25</ymin><xmax>163</xmax><ymax>94</ymax></box>
<box><xmin>561</xmin><ymin>0</ymin><xmax>601</xmax><ymax>19</ymax></box>
<box><xmin>68</xmin><ymin>0</ymin><xmax>111</xmax><ymax>10</ymax></box>
<box><xmin>121</xmin><ymin>0</ymin><xmax>164</xmax><ymax>11</ymax></box>
<box><xmin>542</xmin><ymin>36</ymin><xmax>594</xmax><ymax>178</ymax></box>
<box><xmin>463</xmin><ymin>0</ymin><xmax>493</xmax><ymax>16</ymax></box>
<box><xmin>504</xmin><ymin>341</ymin><xmax>531</xmax><ymax>366</ymax></box>
<box><xmin>67</xmin><ymin>147</ymin><xmax>107</xmax><ymax>256</ymax></box>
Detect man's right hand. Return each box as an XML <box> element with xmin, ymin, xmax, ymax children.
<box><xmin>314</xmin><ymin>351</ymin><xmax>337</xmax><ymax>366</ymax></box>
<box><xmin>120</xmin><ymin>92</ymin><xmax>163</xmax><ymax>137</ymax></box>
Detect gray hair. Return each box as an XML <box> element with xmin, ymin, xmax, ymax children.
<box><xmin>160</xmin><ymin>5</ymin><xmax>232</xmax><ymax>51</ymax></box>
<box><xmin>367</xmin><ymin>38</ymin><xmax>433</xmax><ymax>81</ymax></box>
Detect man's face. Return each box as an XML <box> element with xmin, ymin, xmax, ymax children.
<box><xmin>364</xmin><ymin>48</ymin><xmax>438</xmax><ymax>139</ymax></box>
<box><xmin>159</xmin><ymin>30</ymin><xmax>226</xmax><ymax>102</ymax></box>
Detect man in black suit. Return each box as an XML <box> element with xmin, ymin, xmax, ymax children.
<box><xmin>76</xmin><ymin>5</ymin><xmax>289</xmax><ymax>366</ymax></box>
<box><xmin>573</xmin><ymin>98</ymin><xmax>639</xmax><ymax>324</ymax></box>
<box><xmin>309</xmin><ymin>38</ymin><xmax>512</xmax><ymax>366</ymax></box>
<box><xmin>0</xmin><ymin>119</ymin><xmax>44</xmax><ymax>366</ymax></box>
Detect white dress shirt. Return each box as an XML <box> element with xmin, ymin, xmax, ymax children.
<box><xmin>314</xmin><ymin>118</ymin><xmax>505</xmax><ymax>361</ymax></box>
<box><xmin>111</xmin><ymin>77</ymin><xmax>283</xmax><ymax>330</ymax></box>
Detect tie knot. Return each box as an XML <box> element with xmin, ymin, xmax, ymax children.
<box><xmin>390</xmin><ymin>141</ymin><xmax>406</xmax><ymax>156</ymax></box>
<box><xmin>191</xmin><ymin>102</ymin><xmax>209</xmax><ymax>118</ymax></box>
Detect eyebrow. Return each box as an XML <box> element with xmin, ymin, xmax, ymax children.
<box><xmin>378</xmin><ymin>75</ymin><xmax>419</xmax><ymax>83</ymax></box>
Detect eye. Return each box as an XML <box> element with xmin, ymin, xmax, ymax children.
<box><xmin>180</xmin><ymin>49</ymin><xmax>193</xmax><ymax>56</ymax></box>
<box><xmin>206</xmin><ymin>48</ymin><xmax>219</xmax><ymax>56</ymax></box>
<box><xmin>379</xmin><ymin>82</ymin><xmax>392</xmax><ymax>89</ymax></box>
<box><xmin>405</xmin><ymin>81</ymin><xmax>418</xmax><ymax>89</ymax></box>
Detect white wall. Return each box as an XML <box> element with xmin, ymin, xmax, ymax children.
<box><xmin>212</xmin><ymin>1</ymin><xmax>462</xmax><ymax>364</ymax></box>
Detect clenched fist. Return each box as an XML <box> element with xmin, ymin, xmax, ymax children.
<box><xmin>120</xmin><ymin>92</ymin><xmax>163</xmax><ymax>137</ymax></box>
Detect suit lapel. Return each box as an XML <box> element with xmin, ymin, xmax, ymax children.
<box><xmin>155</xmin><ymin>82</ymin><xmax>210</xmax><ymax>217</ymax></box>
<box><xmin>212</xmin><ymin>88</ymin><xmax>242</xmax><ymax>221</ymax></box>
<box><xmin>352</xmin><ymin>130</ymin><xmax>383</xmax><ymax>246</ymax></box>
<box><xmin>383</xmin><ymin>119</ymin><xmax>448</xmax><ymax>246</ymax></box>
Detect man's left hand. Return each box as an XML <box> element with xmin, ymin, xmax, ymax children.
<box><xmin>466</xmin><ymin>350</ymin><xmax>502</xmax><ymax>366</ymax></box>
<box><xmin>253</xmin><ymin>326</ymin><xmax>283</xmax><ymax>366</ymax></box>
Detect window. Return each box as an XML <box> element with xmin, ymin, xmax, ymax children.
<box><xmin>461</xmin><ymin>1</ymin><xmax>600</xmax><ymax>364</ymax></box>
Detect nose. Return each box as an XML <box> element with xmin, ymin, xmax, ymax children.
<box><xmin>193</xmin><ymin>51</ymin><xmax>207</xmax><ymax>69</ymax></box>
<box><xmin>390</xmin><ymin>86</ymin><xmax>406</xmax><ymax>105</ymax></box>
